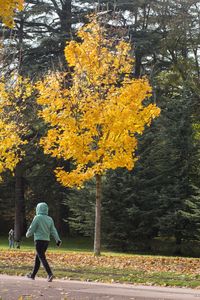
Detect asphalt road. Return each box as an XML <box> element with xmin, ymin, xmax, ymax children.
<box><xmin>0</xmin><ymin>275</ymin><xmax>200</xmax><ymax>300</ymax></box>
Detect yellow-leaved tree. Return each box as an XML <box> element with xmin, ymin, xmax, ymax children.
<box><xmin>0</xmin><ymin>0</ymin><xmax>24</xmax><ymax>27</ymax></box>
<box><xmin>0</xmin><ymin>74</ymin><xmax>34</xmax><ymax>243</ymax></box>
<box><xmin>37</xmin><ymin>17</ymin><xmax>160</xmax><ymax>255</ymax></box>
<box><xmin>0</xmin><ymin>75</ymin><xmax>33</xmax><ymax>178</ymax></box>
<box><xmin>0</xmin><ymin>119</ymin><xmax>22</xmax><ymax>178</ymax></box>
<box><xmin>0</xmin><ymin>0</ymin><xmax>25</xmax><ymax>170</ymax></box>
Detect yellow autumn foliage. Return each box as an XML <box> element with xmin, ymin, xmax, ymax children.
<box><xmin>0</xmin><ymin>0</ymin><xmax>24</xmax><ymax>27</ymax></box>
<box><xmin>37</xmin><ymin>17</ymin><xmax>160</xmax><ymax>188</ymax></box>
<box><xmin>0</xmin><ymin>75</ymin><xmax>33</xmax><ymax>178</ymax></box>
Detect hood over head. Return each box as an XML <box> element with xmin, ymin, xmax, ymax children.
<box><xmin>36</xmin><ymin>202</ymin><xmax>49</xmax><ymax>215</ymax></box>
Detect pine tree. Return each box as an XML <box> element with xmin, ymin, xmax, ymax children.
<box><xmin>64</xmin><ymin>179</ymin><xmax>96</xmax><ymax>237</ymax></box>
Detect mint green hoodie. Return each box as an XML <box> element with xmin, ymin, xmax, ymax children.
<box><xmin>26</xmin><ymin>202</ymin><xmax>60</xmax><ymax>242</ymax></box>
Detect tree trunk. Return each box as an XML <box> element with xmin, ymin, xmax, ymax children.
<box><xmin>14</xmin><ymin>161</ymin><xmax>26</xmax><ymax>247</ymax></box>
<box><xmin>59</xmin><ymin>0</ymin><xmax>72</xmax><ymax>57</ymax></box>
<box><xmin>134</xmin><ymin>50</ymin><xmax>142</xmax><ymax>78</ymax></box>
<box><xmin>94</xmin><ymin>174</ymin><xmax>102</xmax><ymax>256</ymax></box>
<box><xmin>174</xmin><ymin>233</ymin><xmax>182</xmax><ymax>255</ymax></box>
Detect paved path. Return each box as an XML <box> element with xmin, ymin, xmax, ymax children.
<box><xmin>0</xmin><ymin>275</ymin><xmax>200</xmax><ymax>300</ymax></box>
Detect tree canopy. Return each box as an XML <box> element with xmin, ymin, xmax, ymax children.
<box><xmin>37</xmin><ymin>17</ymin><xmax>160</xmax><ymax>188</ymax></box>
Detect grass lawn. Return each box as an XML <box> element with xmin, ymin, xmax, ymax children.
<box><xmin>0</xmin><ymin>236</ymin><xmax>200</xmax><ymax>288</ymax></box>
<box><xmin>0</xmin><ymin>236</ymin><xmax>93</xmax><ymax>252</ymax></box>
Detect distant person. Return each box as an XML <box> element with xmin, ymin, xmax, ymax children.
<box><xmin>8</xmin><ymin>229</ymin><xmax>15</xmax><ymax>248</ymax></box>
<box><xmin>26</xmin><ymin>202</ymin><xmax>61</xmax><ymax>282</ymax></box>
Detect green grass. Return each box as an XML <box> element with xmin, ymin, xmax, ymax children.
<box><xmin>51</xmin><ymin>267</ymin><xmax>200</xmax><ymax>288</ymax></box>
<box><xmin>1</xmin><ymin>264</ymin><xmax>200</xmax><ymax>288</ymax></box>
<box><xmin>0</xmin><ymin>236</ymin><xmax>93</xmax><ymax>252</ymax></box>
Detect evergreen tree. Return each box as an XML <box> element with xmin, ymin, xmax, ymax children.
<box><xmin>103</xmin><ymin>0</ymin><xmax>200</xmax><ymax>253</ymax></box>
<box><xmin>64</xmin><ymin>180</ymin><xmax>96</xmax><ymax>237</ymax></box>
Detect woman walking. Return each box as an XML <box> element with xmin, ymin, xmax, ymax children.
<box><xmin>26</xmin><ymin>202</ymin><xmax>61</xmax><ymax>282</ymax></box>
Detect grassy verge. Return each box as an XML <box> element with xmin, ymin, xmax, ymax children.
<box><xmin>1</xmin><ymin>237</ymin><xmax>200</xmax><ymax>288</ymax></box>
<box><xmin>0</xmin><ymin>263</ymin><xmax>200</xmax><ymax>288</ymax></box>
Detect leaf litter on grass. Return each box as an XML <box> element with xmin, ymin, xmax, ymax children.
<box><xmin>1</xmin><ymin>250</ymin><xmax>200</xmax><ymax>287</ymax></box>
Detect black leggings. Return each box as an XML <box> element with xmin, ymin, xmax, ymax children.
<box><xmin>32</xmin><ymin>240</ymin><xmax>52</xmax><ymax>277</ymax></box>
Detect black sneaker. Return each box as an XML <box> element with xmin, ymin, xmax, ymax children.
<box><xmin>27</xmin><ymin>273</ymin><xmax>35</xmax><ymax>280</ymax></box>
<box><xmin>47</xmin><ymin>274</ymin><xmax>54</xmax><ymax>282</ymax></box>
